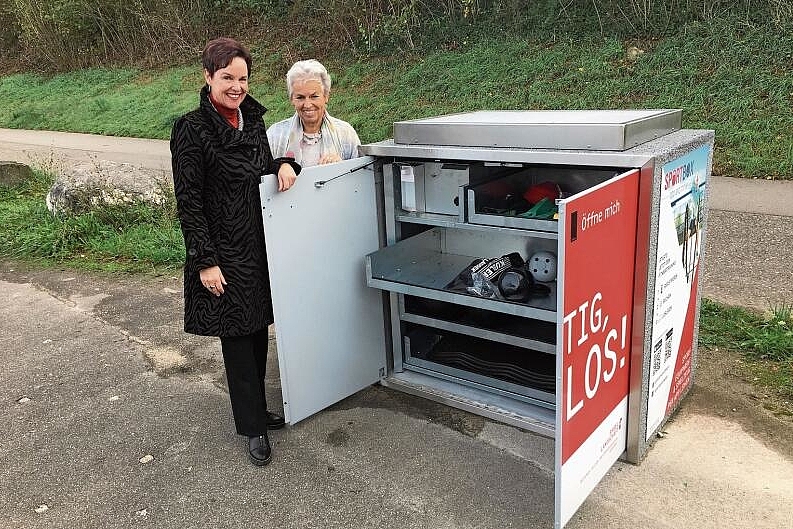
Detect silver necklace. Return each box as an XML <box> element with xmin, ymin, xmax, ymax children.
<box><xmin>302</xmin><ymin>131</ymin><xmax>322</xmax><ymax>145</ymax></box>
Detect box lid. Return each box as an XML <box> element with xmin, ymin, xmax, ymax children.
<box><xmin>393</xmin><ymin>109</ymin><xmax>682</xmax><ymax>151</ymax></box>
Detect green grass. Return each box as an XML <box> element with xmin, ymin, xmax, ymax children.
<box><xmin>699</xmin><ymin>299</ymin><xmax>793</xmax><ymax>362</ymax></box>
<box><xmin>0</xmin><ymin>22</ymin><xmax>790</xmax><ymax>178</ymax></box>
<box><xmin>0</xmin><ymin>67</ymin><xmax>200</xmax><ymax>138</ymax></box>
<box><xmin>0</xmin><ymin>170</ymin><xmax>184</xmax><ymax>273</ymax></box>
<box><xmin>699</xmin><ymin>299</ymin><xmax>793</xmax><ymax>400</ymax></box>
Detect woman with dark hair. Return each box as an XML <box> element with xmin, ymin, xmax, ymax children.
<box><xmin>170</xmin><ymin>37</ymin><xmax>300</xmax><ymax>467</ymax></box>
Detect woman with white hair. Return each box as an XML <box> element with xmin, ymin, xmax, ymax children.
<box><xmin>267</xmin><ymin>59</ymin><xmax>361</xmax><ymax>167</ymax></box>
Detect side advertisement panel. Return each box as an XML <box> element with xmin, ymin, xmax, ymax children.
<box><xmin>645</xmin><ymin>145</ymin><xmax>711</xmax><ymax>440</ymax></box>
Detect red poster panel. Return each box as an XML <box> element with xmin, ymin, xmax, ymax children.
<box><xmin>665</xmin><ymin>268</ymin><xmax>697</xmax><ymax>416</ymax></box>
<box><xmin>555</xmin><ymin>169</ymin><xmax>639</xmax><ymax>528</ymax></box>
<box><xmin>645</xmin><ymin>145</ymin><xmax>710</xmax><ymax>440</ymax></box>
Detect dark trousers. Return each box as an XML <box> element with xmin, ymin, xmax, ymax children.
<box><xmin>219</xmin><ymin>328</ymin><xmax>270</xmax><ymax>437</ymax></box>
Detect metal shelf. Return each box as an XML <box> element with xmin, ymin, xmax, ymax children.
<box><xmin>381</xmin><ymin>369</ymin><xmax>556</xmax><ymax>437</ymax></box>
<box><xmin>396</xmin><ymin>210</ymin><xmax>461</xmax><ymax>228</ymax></box>
<box><xmin>400</xmin><ymin>312</ymin><xmax>555</xmax><ymax>354</ymax></box>
<box><xmin>467</xmin><ymin>189</ymin><xmax>559</xmax><ymax>232</ymax></box>
<box><xmin>403</xmin><ymin>357</ymin><xmax>555</xmax><ymax>408</ymax></box>
<box><xmin>365</xmin><ymin>229</ymin><xmax>557</xmax><ymax>322</ymax></box>
<box><xmin>396</xmin><ymin>210</ymin><xmax>558</xmax><ymax>239</ymax></box>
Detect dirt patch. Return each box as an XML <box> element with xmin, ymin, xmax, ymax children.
<box><xmin>691</xmin><ymin>345</ymin><xmax>793</xmax><ymax>459</ymax></box>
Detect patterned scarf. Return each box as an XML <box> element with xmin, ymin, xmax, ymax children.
<box><xmin>273</xmin><ymin>113</ymin><xmax>344</xmax><ymax>167</ymax></box>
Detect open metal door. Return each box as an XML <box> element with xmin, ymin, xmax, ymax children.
<box><xmin>554</xmin><ymin>169</ymin><xmax>640</xmax><ymax>528</ymax></box>
<box><xmin>259</xmin><ymin>156</ymin><xmax>386</xmax><ymax>424</ymax></box>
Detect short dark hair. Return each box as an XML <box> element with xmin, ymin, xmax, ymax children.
<box><xmin>202</xmin><ymin>37</ymin><xmax>252</xmax><ymax>77</ymax></box>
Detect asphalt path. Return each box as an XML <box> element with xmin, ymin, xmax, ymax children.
<box><xmin>1</xmin><ymin>129</ymin><xmax>792</xmax><ymax>529</ymax></box>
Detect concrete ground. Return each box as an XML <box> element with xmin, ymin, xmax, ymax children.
<box><xmin>1</xmin><ymin>129</ymin><xmax>792</xmax><ymax>528</ymax></box>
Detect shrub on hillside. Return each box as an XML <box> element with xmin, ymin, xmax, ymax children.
<box><xmin>0</xmin><ymin>0</ymin><xmax>20</xmax><ymax>58</ymax></box>
<box><xmin>4</xmin><ymin>0</ymin><xmax>216</xmax><ymax>70</ymax></box>
<box><xmin>0</xmin><ymin>0</ymin><xmax>790</xmax><ymax>69</ymax></box>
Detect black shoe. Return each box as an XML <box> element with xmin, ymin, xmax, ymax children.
<box><xmin>248</xmin><ymin>433</ymin><xmax>272</xmax><ymax>466</ymax></box>
<box><xmin>265</xmin><ymin>411</ymin><xmax>286</xmax><ymax>430</ymax></box>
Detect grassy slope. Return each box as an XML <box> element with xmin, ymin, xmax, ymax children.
<box><xmin>1</xmin><ymin>24</ymin><xmax>791</xmax><ymax>178</ymax></box>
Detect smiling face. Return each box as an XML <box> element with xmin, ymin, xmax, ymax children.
<box><xmin>204</xmin><ymin>56</ymin><xmax>248</xmax><ymax>111</ymax></box>
<box><xmin>289</xmin><ymin>79</ymin><xmax>329</xmax><ymax>133</ymax></box>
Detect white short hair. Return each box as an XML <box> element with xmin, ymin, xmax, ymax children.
<box><xmin>286</xmin><ymin>59</ymin><xmax>331</xmax><ymax>98</ymax></box>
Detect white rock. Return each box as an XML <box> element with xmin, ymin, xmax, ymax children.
<box><xmin>35</xmin><ymin>504</ymin><xmax>49</xmax><ymax>513</ymax></box>
<box><xmin>139</xmin><ymin>454</ymin><xmax>154</xmax><ymax>464</ymax></box>
<box><xmin>46</xmin><ymin>160</ymin><xmax>170</xmax><ymax>216</ymax></box>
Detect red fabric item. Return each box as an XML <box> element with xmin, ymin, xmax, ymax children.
<box><xmin>523</xmin><ymin>181</ymin><xmax>562</xmax><ymax>205</ymax></box>
<box><xmin>210</xmin><ymin>93</ymin><xmax>239</xmax><ymax>128</ymax></box>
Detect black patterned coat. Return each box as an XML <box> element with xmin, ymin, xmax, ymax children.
<box><xmin>170</xmin><ymin>87</ymin><xmax>298</xmax><ymax>337</ymax></box>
